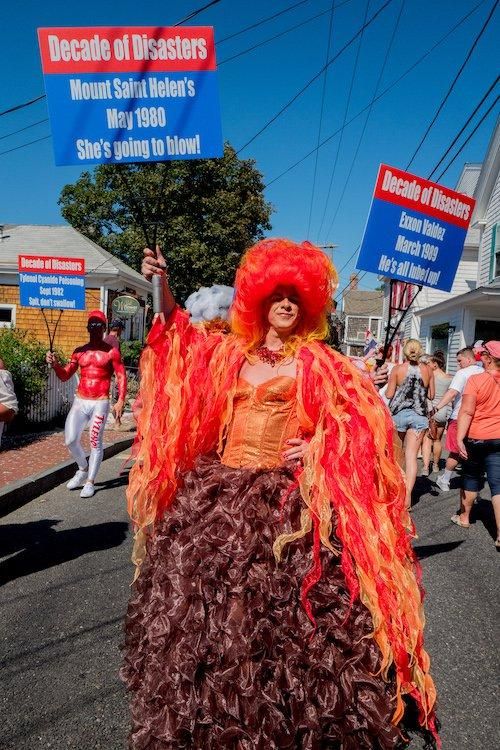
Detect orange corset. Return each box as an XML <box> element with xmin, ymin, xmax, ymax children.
<box><xmin>221</xmin><ymin>376</ymin><xmax>300</xmax><ymax>469</ymax></box>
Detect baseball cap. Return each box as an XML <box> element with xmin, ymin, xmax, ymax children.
<box><xmin>479</xmin><ymin>340</ymin><xmax>500</xmax><ymax>358</ymax></box>
<box><xmin>110</xmin><ymin>319</ymin><xmax>125</xmax><ymax>329</ymax></box>
<box><xmin>87</xmin><ymin>309</ymin><xmax>107</xmax><ymax>325</ymax></box>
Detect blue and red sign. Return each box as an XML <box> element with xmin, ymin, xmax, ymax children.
<box><xmin>38</xmin><ymin>26</ymin><xmax>223</xmax><ymax>166</ymax></box>
<box><xmin>18</xmin><ymin>255</ymin><xmax>86</xmax><ymax>310</ymax></box>
<box><xmin>356</xmin><ymin>164</ymin><xmax>476</xmax><ymax>292</ymax></box>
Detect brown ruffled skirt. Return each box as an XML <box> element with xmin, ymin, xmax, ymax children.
<box><xmin>122</xmin><ymin>456</ymin><xmax>423</xmax><ymax>749</ymax></box>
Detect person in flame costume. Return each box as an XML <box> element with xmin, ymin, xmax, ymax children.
<box><xmin>122</xmin><ymin>239</ymin><xmax>439</xmax><ymax>749</ymax></box>
<box><xmin>46</xmin><ymin>310</ymin><xmax>127</xmax><ymax>498</ymax></box>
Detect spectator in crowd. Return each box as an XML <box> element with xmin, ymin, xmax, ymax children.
<box><xmin>0</xmin><ymin>357</ymin><xmax>18</xmax><ymax>448</ymax></box>
<box><xmin>376</xmin><ymin>344</ymin><xmax>395</xmax><ymax>404</ymax></box>
<box><xmin>103</xmin><ymin>319</ymin><xmax>125</xmax><ymax>351</ymax></box>
<box><xmin>472</xmin><ymin>339</ymin><xmax>485</xmax><ymax>364</ymax></box>
<box><xmin>385</xmin><ymin>339</ymin><xmax>434</xmax><ymax>509</ymax></box>
<box><xmin>421</xmin><ymin>351</ymin><xmax>452</xmax><ymax>475</ymax></box>
<box><xmin>433</xmin><ymin>347</ymin><xmax>483</xmax><ymax>492</ymax></box>
<box><xmin>455</xmin><ymin>340</ymin><xmax>500</xmax><ymax>546</ymax></box>
<box><xmin>325</xmin><ymin>298</ymin><xmax>343</xmax><ymax>351</ymax></box>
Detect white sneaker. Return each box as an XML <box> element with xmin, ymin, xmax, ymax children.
<box><xmin>436</xmin><ymin>474</ymin><xmax>450</xmax><ymax>492</ymax></box>
<box><xmin>80</xmin><ymin>481</ymin><xmax>95</xmax><ymax>498</ymax></box>
<box><xmin>67</xmin><ymin>469</ymin><xmax>88</xmax><ymax>490</ymax></box>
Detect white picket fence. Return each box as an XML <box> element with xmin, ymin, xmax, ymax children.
<box><xmin>28</xmin><ymin>370</ymin><xmax>77</xmax><ymax>423</ymax></box>
<box><xmin>28</xmin><ymin>367</ymin><xmax>139</xmax><ymax>423</ymax></box>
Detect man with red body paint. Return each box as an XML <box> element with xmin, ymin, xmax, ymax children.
<box><xmin>46</xmin><ymin>310</ymin><xmax>127</xmax><ymax>498</ymax></box>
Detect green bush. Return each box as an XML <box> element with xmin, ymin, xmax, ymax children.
<box><xmin>0</xmin><ymin>328</ymin><xmax>51</xmax><ymax>421</ymax></box>
<box><xmin>121</xmin><ymin>339</ymin><xmax>143</xmax><ymax>367</ymax></box>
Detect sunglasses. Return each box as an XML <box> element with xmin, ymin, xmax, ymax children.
<box><xmin>88</xmin><ymin>321</ymin><xmax>105</xmax><ymax>329</ymax></box>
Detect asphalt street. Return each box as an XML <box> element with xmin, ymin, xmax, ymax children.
<box><xmin>0</xmin><ymin>454</ymin><xmax>498</xmax><ymax>750</ymax></box>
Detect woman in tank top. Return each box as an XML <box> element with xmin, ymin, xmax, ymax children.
<box><xmin>385</xmin><ymin>339</ymin><xmax>434</xmax><ymax>509</ymax></box>
<box><xmin>421</xmin><ymin>350</ymin><xmax>452</xmax><ymax>475</ymax></box>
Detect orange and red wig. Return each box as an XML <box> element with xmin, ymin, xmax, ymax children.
<box><xmin>230</xmin><ymin>238</ymin><xmax>338</xmax><ymax>351</ymax></box>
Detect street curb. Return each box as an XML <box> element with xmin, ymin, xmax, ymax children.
<box><xmin>0</xmin><ymin>436</ymin><xmax>134</xmax><ymax>517</ymax></box>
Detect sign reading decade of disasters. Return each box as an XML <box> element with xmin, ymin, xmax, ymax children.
<box><xmin>356</xmin><ymin>164</ymin><xmax>475</xmax><ymax>292</ymax></box>
<box><xmin>37</xmin><ymin>26</ymin><xmax>223</xmax><ymax>166</ymax></box>
<box><xmin>18</xmin><ymin>255</ymin><xmax>86</xmax><ymax>310</ymax></box>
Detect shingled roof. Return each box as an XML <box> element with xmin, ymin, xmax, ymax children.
<box><xmin>343</xmin><ymin>289</ymin><xmax>384</xmax><ymax>316</ymax></box>
<box><xmin>0</xmin><ymin>224</ymin><xmax>151</xmax><ymax>294</ymax></box>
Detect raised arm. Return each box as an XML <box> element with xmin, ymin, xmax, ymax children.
<box><xmin>46</xmin><ymin>351</ymin><xmax>79</xmax><ymax>382</ymax></box>
<box><xmin>142</xmin><ymin>246</ymin><xmax>175</xmax><ymax>320</ymax></box>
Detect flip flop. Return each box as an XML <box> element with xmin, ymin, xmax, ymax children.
<box><xmin>451</xmin><ymin>514</ymin><xmax>470</xmax><ymax>529</ymax></box>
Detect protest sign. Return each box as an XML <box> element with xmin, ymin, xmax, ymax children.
<box><xmin>38</xmin><ymin>26</ymin><xmax>223</xmax><ymax>165</ymax></box>
<box><xmin>357</xmin><ymin>164</ymin><xmax>475</xmax><ymax>292</ymax></box>
<box><xmin>18</xmin><ymin>255</ymin><xmax>86</xmax><ymax>310</ymax></box>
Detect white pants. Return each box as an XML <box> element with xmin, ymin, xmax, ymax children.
<box><xmin>65</xmin><ymin>397</ymin><xmax>110</xmax><ymax>481</ymax></box>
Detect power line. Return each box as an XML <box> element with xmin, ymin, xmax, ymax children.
<box><xmin>0</xmin><ymin>134</ymin><xmax>51</xmax><ymax>158</ymax></box>
<box><xmin>173</xmin><ymin>0</ymin><xmax>223</xmax><ymax>25</ymax></box>
<box><xmin>427</xmin><ymin>76</ymin><xmax>499</xmax><ymax>180</ymax></box>
<box><xmin>322</xmin><ymin>0</ymin><xmax>405</xmax><ymax>241</ymax></box>
<box><xmin>236</xmin><ymin>0</ymin><xmax>394</xmax><ymax>154</ymax></box>
<box><xmin>217</xmin><ymin>0</ymin><xmax>311</xmax><ymax>43</ymax></box>
<box><xmin>218</xmin><ymin>3</ymin><xmax>346</xmax><ymax>66</ymax></box>
<box><xmin>306</xmin><ymin>1</ymin><xmax>336</xmax><ymax>238</ymax></box>
<box><xmin>316</xmin><ymin>0</ymin><xmax>371</xmax><ymax>241</ymax></box>
<box><xmin>0</xmin><ymin>118</ymin><xmax>49</xmax><ymax>141</ymax></box>
<box><xmin>0</xmin><ymin>95</ymin><xmax>46</xmax><ymax>118</ymax></box>
<box><xmin>265</xmin><ymin>0</ymin><xmax>487</xmax><ymax>188</ymax></box>
<box><xmin>405</xmin><ymin>0</ymin><xmax>499</xmax><ymax>170</ymax></box>
<box><xmin>434</xmin><ymin>97</ymin><xmax>499</xmax><ymax>182</ymax></box>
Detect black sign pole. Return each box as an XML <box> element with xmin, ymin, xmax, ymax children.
<box><xmin>40</xmin><ymin>308</ymin><xmax>64</xmax><ymax>352</ymax></box>
<box><xmin>376</xmin><ymin>280</ymin><xmax>422</xmax><ymax>367</ymax></box>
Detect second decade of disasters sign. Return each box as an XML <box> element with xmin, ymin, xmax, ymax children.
<box><xmin>18</xmin><ymin>255</ymin><xmax>86</xmax><ymax>310</ymax></box>
<box><xmin>37</xmin><ymin>26</ymin><xmax>223</xmax><ymax>166</ymax></box>
<box><xmin>356</xmin><ymin>164</ymin><xmax>476</xmax><ymax>292</ymax></box>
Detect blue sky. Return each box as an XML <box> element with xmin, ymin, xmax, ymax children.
<box><xmin>1</xmin><ymin>0</ymin><xmax>498</xmax><ymax>297</ymax></box>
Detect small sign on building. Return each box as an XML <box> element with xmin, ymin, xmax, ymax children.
<box><xmin>112</xmin><ymin>295</ymin><xmax>140</xmax><ymax>317</ymax></box>
<box><xmin>18</xmin><ymin>255</ymin><xmax>86</xmax><ymax>310</ymax></box>
<box><xmin>357</xmin><ymin>164</ymin><xmax>476</xmax><ymax>292</ymax></box>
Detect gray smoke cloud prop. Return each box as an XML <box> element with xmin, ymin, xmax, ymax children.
<box><xmin>185</xmin><ymin>284</ymin><xmax>234</xmax><ymax>322</ymax></box>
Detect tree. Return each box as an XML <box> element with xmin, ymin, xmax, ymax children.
<box><xmin>59</xmin><ymin>144</ymin><xmax>273</xmax><ymax>302</ymax></box>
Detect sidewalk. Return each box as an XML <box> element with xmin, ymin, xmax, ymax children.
<box><xmin>0</xmin><ymin>417</ymin><xmax>136</xmax><ymax>514</ymax></box>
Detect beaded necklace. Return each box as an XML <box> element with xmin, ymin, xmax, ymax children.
<box><xmin>255</xmin><ymin>346</ymin><xmax>286</xmax><ymax>367</ymax></box>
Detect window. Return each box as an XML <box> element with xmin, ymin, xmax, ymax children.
<box><xmin>430</xmin><ymin>323</ymin><xmax>450</xmax><ymax>358</ymax></box>
<box><xmin>0</xmin><ymin>304</ymin><xmax>15</xmax><ymax>328</ymax></box>
<box><xmin>474</xmin><ymin>319</ymin><xmax>500</xmax><ymax>343</ymax></box>
<box><xmin>489</xmin><ymin>223</ymin><xmax>500</xmax><ymax>280</ymax></box>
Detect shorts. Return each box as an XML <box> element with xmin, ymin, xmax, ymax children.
<box><xmin>445</xmin><ymin>419</ymin><xmax>459</xmax><ymax>454</ymax></box>
<box><xmin>392</xmin><ymin>408</ymin><xmax>429</xmax><ymax>432</ymax></box>
<box><xmin>462</xmin><ymin>438</ymin><xmax>500</xmax><ymax>496</ymax></box>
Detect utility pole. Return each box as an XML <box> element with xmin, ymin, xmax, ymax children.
<box><xmin>318</xmin><ymin>243</ymin><xmax>338</xmax><ymax>264</ymax></box>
